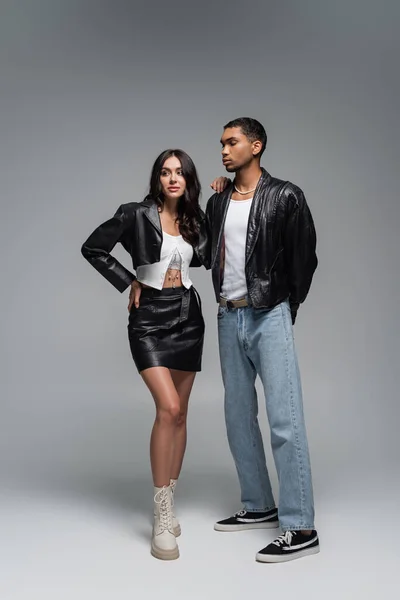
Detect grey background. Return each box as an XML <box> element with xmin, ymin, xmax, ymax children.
<box><xmin>1</xmin><ymin>1</ymin><xmax>399</xmax><ymax>598</ymax></box>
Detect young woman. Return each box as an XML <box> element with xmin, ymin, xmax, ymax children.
<box><xmin>81</xmin><ymin>150</ymin><xmax>226</xmax><ymax>561</ymax></box>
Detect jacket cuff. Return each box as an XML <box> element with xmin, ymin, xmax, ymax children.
<box><xmin>114</xmin><ymin>270</ymin><xmax>135</xmax><ymax>293</ymax></box>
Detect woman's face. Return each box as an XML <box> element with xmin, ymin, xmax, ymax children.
<box><xmin>160</xmin><ymin>156</ymin><xmax>186</xmax><ymax>201</ymax></box>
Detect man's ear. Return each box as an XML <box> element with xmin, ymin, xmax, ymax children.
<box><xmin>252</xmin><ymin>140</ymin><xmax>262</xmax><ymax>157</ymax></box>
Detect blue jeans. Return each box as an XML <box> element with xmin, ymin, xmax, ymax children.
<box><xmin>217</xmin><ymin>298</ymin><xmax>315</xmax><ymax>531</ymax></box>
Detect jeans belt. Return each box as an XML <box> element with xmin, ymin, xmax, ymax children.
<box><xmin>219</xmin><ymin>297</ymin><xmax>248</xmax><ymax>309</ymax></box>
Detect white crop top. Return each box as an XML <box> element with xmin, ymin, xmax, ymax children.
<box><xmin>136</xmin><ymin>231</ymin><xmax>194</xmax><ymax>290</ymax></box>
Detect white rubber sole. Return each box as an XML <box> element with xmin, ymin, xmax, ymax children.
<box><xmin>256</xmin><ymin>545</ymin><xmax>320</xmax><ymax>563</ymax></box>
<box><xmin>214</xmin><ymin>521</ymin><xmax>279</xmax><ymax>532</ymax></box>
<box><xmin>151</xmin><ymin>541</ymin><xmax>180</xmax><ymax>560</ymax></box>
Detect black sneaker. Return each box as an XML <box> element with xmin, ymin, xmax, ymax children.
<box><xmin>214</xmin><ymin>508</ymin><xmax>279</xmax><ymax>532</ymax></box>
<box><xmin>256</xmin><ymin>530</ymin><xmax>320</xmax><ymax>563</ymax></box>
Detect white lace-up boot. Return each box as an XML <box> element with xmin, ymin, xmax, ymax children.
<box><xmin>151</xmin><ymin>486</ymin><xmax>179</xmax><ymax>560</ymax></box>
<box><xmin>170</xmin><ymin>478</ymin><xmax>181</xmax><ymax>537</ymax></box>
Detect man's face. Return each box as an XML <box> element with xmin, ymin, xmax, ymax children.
<box><xmin>220</xmin><ymin>127</ymin><xmax>261</xmax><ymax>172</ymax></box>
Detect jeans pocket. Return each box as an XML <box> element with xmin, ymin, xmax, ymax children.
<box><xmin>217</xmin><ymin>306</ymin><xmax>228</xmax><ymax>318</ymax></box>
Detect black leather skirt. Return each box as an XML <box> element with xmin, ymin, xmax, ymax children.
<box><xmin>127</xmin><ymin>286</ymin><xmax>205</xmax><ymax>373</ymax></box>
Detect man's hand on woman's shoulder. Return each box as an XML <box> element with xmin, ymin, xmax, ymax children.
<box><xmin>210</xmin><ymin>176</ymin><xmax>231</xmax><ymax>193</ymax></box>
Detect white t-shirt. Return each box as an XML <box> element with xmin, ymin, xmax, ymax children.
<box><xmin>221</xmin><ymin>198</ymin><xmax>253</xmax><ymax>300</ymax></box>
<box><xmin>136</xmin><ymin>231</ymin><xmax>193</xmax><ymax>290</ymax></box>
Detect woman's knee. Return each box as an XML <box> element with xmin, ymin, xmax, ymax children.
<box><xmin>156</xmin><ymin>403</ymin><xmax>181</xmax><ymax>425</ymax></box>
<box><xmin>176</xmin><ymin>409</ymin><xmax>188</xmax><ymax>428</ymax></box>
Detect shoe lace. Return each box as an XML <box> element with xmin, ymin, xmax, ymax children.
<box><xmin>154</xmin><ymin>487</ymin><xmax>173</xmax><ymax>532</ymax></box>
<box><xmin>272</xmin><ymin>531</ymin><xmax>295</xmax><ymax>547</ymax></box>
<box><xmin>234</xmin><ymin>509</ymin><xmax>247</xmax><ymax>517</ymax></box>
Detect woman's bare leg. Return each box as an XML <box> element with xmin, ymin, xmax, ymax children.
<box><xmin>141</xmin><ymin>366</ymin><xmax>181</xmax><ymax>487</ymax></box>
<box><xmin>169</xmin><ymin>369</ymin><xmax>196</xmax><ymax>480</ymax></box>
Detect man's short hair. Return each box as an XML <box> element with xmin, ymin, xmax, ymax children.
<box><xmin>224</xmin><ymin>117</ymin><xmax>267</xmax><ymax>156</ymax></box>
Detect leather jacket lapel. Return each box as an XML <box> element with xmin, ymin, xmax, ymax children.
<box><xmin>212</xmin><ymin>182</ymin><xmax>233</xmax><ymax>268</ymax></box>
<box><xmin>245</xmin><ymin>169</ymin><xmax>271</xmax><ymax>265</ymax></box>
<box><xmin>142</xmin><ymin>197</ymin><xmax>162</xmax><ymax>235</ymax></box>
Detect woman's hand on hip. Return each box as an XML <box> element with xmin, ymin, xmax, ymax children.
<box><xmin>128</xmin><ymin>280</ymin><xmax>142</xmax><ymax>311</ymax></box>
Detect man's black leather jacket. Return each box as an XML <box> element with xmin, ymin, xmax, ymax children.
<box><xmin>81</xmin><ymin>196</ymin><xmax>209</xmax><ymax>292</ymax></box>
<box><xmin>205</xmin><ymin>168</ymin><xmax>318</xmax><ymax>323</ymax></box>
